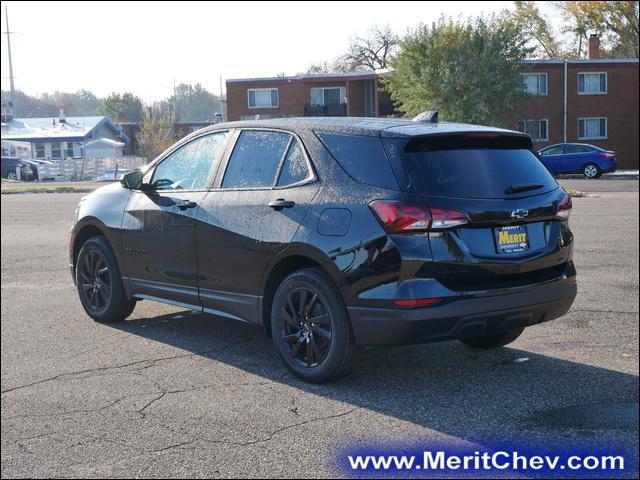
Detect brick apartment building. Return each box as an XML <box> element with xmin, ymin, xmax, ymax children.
<box><xmin>516</xmin><ymin>35</ymin><xmax>638</xmax><ymax>169</ymax></box>
<box><xmin>226</xmin><ymin>71</ymin><xmax>395</xmax><ymax>121</ymax></box>
<box><xmin>226</xmin><ymin>35</ymin><xmax>638</xmax><ymax>169</ymax></box>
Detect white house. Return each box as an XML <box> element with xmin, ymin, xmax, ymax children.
<box><xmin>0</xmin><ymin>112</ymin><xmax>129</xmax><ymax>160</ymax></box>
<box><xmin>84</xmin><ymin>138</ymin><xmax>125</xmax><ymax>158</ymax></box>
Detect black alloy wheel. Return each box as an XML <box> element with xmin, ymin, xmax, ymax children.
<box><xmin>281</xmin><ymin>287</ymin><xmax>333</xmax><ymax>367</ymax></box>
<box><xmin>79</xmin><ymin>249</ymin><xmax>112</xmax><ymax>312</ymax></box>
<box><xmin>76</xmin><ymin>236</ymin><xmax>136</xmax><ymax>322</ymax></box>
<box><xmin>271</xmin><ymin>267</ymin><xmax>357</xmax><ymax>383</ymax></box>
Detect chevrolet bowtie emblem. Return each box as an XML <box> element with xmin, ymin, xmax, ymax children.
<box><xmin>511</xmin><ymin>209</ymin><xmax>529</xmax><ymax>219</ymax></box>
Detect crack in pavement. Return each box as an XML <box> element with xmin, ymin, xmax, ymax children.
<box><xmin>1</xmin><ymin>338</ymin><xmax>256</xmax><ymax>395</ymax></box>
<box><xmin>3</xmin><ymin>392</ymin><xmax>156</xmax><ymax>421</ymax></box>
<box><xmin>148</xmin><ymin>407</ymin><xmax>361</xmax><ymax>454</ymax></box>
<box><xmin>4</xmin><ymin>377</ymin><xmax>282</xmax><ymax>423</ymax></box>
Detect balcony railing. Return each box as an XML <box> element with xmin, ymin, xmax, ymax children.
<box><xmin>304</xmin><ymin>103</ymin><xmax>348</xmax><ymax>117</ymax></box>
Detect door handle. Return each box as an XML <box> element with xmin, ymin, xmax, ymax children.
<box><xmin>268</xmin><ymin>199</ymin><xmax>296</xmax><ymax>211</ymax></box>
<box><xmin>177</xmin><ymin>200</ymin><xmax>197</xmax><ymax>210</ymax></box>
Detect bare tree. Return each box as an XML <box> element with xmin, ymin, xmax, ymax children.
<box><xmin>335</xmin><ymin>25</ymin><xmax>399</xmax><ymax>71</ymax></box>
<box><xmin>508</xmin><ymin>1</ymin><xmax>562</xmax><ymax>58</ymax></box>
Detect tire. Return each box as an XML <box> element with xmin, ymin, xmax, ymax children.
<box><xmin>271</xmin><ymin>267</ymin><xmax>357</xmax><ymax>383</ymax></box>
<box><xmin>583</xmin><ymin>163</ymin><xmax>601</xmax><ymax>179</ymax></box>
<box><xmin>7</xmin><ymin>172</ymin><xmax>17</xmax><ymax>180</ymax></box>
<box><xmin>76</xmin><ymin>236</ymin><xmax>136</xmax><ymax>323</ymax></box>
<box><xmin>459</xmin><ymin>327</ymin><xmax>525</xmax><ymax>349</ymax></box>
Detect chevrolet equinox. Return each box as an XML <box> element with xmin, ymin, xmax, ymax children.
<box><xmin>70</xmin><ymin>116</ymin><xmax>577</xmax><ymax>382</ymax></box>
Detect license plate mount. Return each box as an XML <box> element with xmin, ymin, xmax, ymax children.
<box><xmin>495</xmin><ymin>225</ymin><xmax>530</xmax><ymax>254</ymax></box>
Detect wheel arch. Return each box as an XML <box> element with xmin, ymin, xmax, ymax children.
<box><xmin>260</xmin><ymin>248</ymin><xmax>344</xmax><ymax>337</ymax></box>
<box><xmin>70</xmin><ymin>219</ymin><xmax>111</xmax><ymax>279</ymax></box>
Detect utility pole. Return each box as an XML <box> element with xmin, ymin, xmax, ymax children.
<box><xmin>3</xmin><ymin>5</ymin><xmax>16</xmax><ymax>116</ymax></box>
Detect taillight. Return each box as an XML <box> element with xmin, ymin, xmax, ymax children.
<box><xmin>370</xmin><ymin>201</ymin><xmax>469</xmax><ymax>233</ymax></box>
<box><xmin>599</xmin><ymin>152</ymin><xmax>615</xmax><ymax>159</ymax></box>
<box><xmin>554</xmin><ymin>193</ymin><xmax>572</xmax><ymax>220</ymax></box>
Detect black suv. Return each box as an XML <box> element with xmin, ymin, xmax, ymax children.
<box><xmin>70</xmin><ymin>116</ymin><xmax>577</xmax><ymax>382</ymax></box>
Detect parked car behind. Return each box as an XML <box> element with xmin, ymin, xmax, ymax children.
<box><xmin>96</xmin><ymin>168</ymin><xmax>132</xmax><ymax>182</ymax></box>
<box><xmin>538</xmin><ymin>143</ymin><xmax>617</xmax><ymax>178</ymax></box>
<box><xmin>70</xmin><ymin>116</ymin><xmax>577</xmax><ymax>382</ymax></box>
<box><xmin>1</xmin><ymin>156</ymin><xmax>33</xmax><ymax>180</ymax></box>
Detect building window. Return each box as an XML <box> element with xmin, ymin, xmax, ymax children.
<box><xmin>35</xmin><ymin>144</ymin><xmax>45</xmax><ymax>158</ymax></box>
<box><xmin>521</xmin><ymin>73</ymin><xmax>548</xmax><ymax>95</ymax></box>
<box><xmin>64</xmin><ymin>142</ymin><xmax>74</xmax><ymax>158</ymax></box>
<box><xmin>310</xmin><ymin>87</ymin><xmax>347</xmax><ymax>106</ymax></box>
<box><xmin>578</xmin><ymin>117</ymin><xmax>607</xmax><ymax>140</ymax></box>
<box><xmin>248</xmin><ymin>88</ymin><xmax>278</xmax><ymax>109</ymax></box>
<box><xmin>50</xmin><ymin>142</ymin><xmax>62</xmax><ymax>159</ymax></box>
<box><xmin>518</xmin><ymin>119</ymin><xmax>548</xmax><ymax>142</ymax></box>
<box><xmin>578</xmin><ymin>72</ymin><xmax>607</xmax><ymax>95</ymax></box>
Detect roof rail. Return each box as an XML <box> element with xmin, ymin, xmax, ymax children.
<box><xmin>412</xmin><ymin>111</ymin><xmax>438</xmax><ymax>123</ymax></box>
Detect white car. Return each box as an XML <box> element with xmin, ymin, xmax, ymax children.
<box><xmin>96</xmin><ymin>169</ymin><xmax>132</xmax><ymax>182</ymax></box>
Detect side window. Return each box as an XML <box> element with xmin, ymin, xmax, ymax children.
<box><xmin>564</xmin><ymin>145</ymin><xmax>591</xmax><ymax>154</ymax></box>
<box><xmin>317</xmin><ymin>132</ymin><xmax>398</xmax><ymax>190</ymax></box>
<box><xmin>542</xmin><ymin>146</ymin><xmax>562</xmax><ymax>156</ymax></box>
<box><xmin>222</xmin><ymin>130</ymin><xmax>290</xmax><ymax>188</ymax></box>
<box><xmin>152</xmin><ymin>132</ymin><xmax>227</xmax><ymax>191</ymax></box>
<box><xmin>277</xmin><ymin>139</ymin><xmax>312</xmax><ymax>186</ymax></box>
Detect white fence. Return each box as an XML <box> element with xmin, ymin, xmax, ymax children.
<box><xmin>38</xmin><ymin>156</ymin><xmax>146</xmax><ymax>181</ymax></box>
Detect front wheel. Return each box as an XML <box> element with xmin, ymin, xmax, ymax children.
<box><xmin>76</xmin><ymin>236</ymin><xmax>136</xmax><ymax>323</ymax></box>
<box><xmin>583</xmin><ymin>163</ymin><xmax>601</xmax><ymax>178</ymax></box>
<box><xmin>459</xmin><ymin>327</ymin><xmax>525</xmax><ymax>349</ymax></box>
<box><xmin>271</xmin><ymin>268</ymin><xmax>357</xmax><ymax>383</ymax></box>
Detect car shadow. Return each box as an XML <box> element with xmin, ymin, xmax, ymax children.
<box><xmin>107</xmin><ymin>308</ymin><xmax>639</xmax><ymax>449</ymax></box>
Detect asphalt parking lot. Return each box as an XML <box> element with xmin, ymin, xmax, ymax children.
<box><xmin>1</xmin><ymin>179</ymin><xmax>639</xmax><ymax>478</ymax></box>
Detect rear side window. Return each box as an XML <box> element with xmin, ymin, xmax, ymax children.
<box><xmin>385</xmin><ymin>138</ymin><xmax>558</xmax><ymax>199</ymax></box>
<box><xmin>564</xmin><ymin>145</ymin><xmax>593</xmax><ymax>153</ymax></box>
<box><xmin>277</xmin><ymin>140</ymin><xmax>312</xmax><ymax>186</ymax></box>
<box><xmin>222</xmin><ymin>130</ymin><xmax>290</xmax><ymax>188</ymax></box>
<box><xmin>317</xmin><ymin>132</ymin><xmax>398</xmax><ymax>190</ymax></box>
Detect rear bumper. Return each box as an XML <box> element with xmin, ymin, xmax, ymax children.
<box><xmin>348</xmin><ymin>278</ymin><xmax>577</xmax><ymax>346</ymax></box>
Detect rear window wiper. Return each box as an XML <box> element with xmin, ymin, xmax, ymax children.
<box><xmin>504</xmin><ymin>183</ymin><xmax>545</xmax><ymax>195</ymax></box>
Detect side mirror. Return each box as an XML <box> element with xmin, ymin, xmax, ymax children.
<box><xmin>121</xmin><ymin>170</ymin><xmax>145</xmax><ymax>190</ymax></box>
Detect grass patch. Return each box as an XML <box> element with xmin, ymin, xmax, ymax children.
<box><xmin>1</xmin><ymin>182</ymin><xmax>105</xmax><ymax>194</ymax></box>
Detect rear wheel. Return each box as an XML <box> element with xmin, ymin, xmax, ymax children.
<box><xmin>583</xmin><ymin>163</ymin><xmax>601</xmax><ymax>178</ymax></box>
<box><xmin>76</xmin><ymin>236</ymin><xmax>136</xmax><ymax>323</ymax></box>
<box><xmin>271</xmin><ymin>268</ymin><xmax>357</xmax><ymax>383</ymax></box>
<box><xmin>459</xmin><ymin>327</ymin><xmax>525</xmax><ymax>349</ymax></box>
<box><xmin>7</xmin><ymin>171</ymin><xmax>17</xmax><ymax>180</ymax></box>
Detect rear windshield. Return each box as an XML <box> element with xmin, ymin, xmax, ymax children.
<box><xmin>387</xmin><ymin>138</ymin><xmax>557</xmax><ymax>199</ymax></box>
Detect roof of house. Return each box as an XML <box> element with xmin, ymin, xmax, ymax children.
<box><xmin>521</xmin><ymin>58</ymin><xmax>639</xmax><ymax>65</ymax></box>
<box><xmin>84</xmin><ymin>138</ymin><xmax>126</xmax><ymax>148</ymax></box>
<box><xmin>226</xmin><ymin>69</ymin><xmax>390</xmax><ymax>84</ymax></box>
<box><xmin>1</xmin><ymin>116</ymin><xmax>129</xmax><ymax>143</ymax></box>
<box><xmin>197</xmin><ymin>116</ymin><xmax>526</xmax><ymax>139</ymax></box>
<box><xmin>227</xmin><ymin>59</ymin><xmax>639</xmax><ymax>85</ymax></box>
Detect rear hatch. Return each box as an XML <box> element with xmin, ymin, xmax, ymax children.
<box><xmin>380</xmin><ymin>133</ymin><xmax>574</xmax><ymax>292</ymax></box>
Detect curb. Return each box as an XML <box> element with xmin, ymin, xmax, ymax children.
<box><xmin>557</xmin><ymin>174</ymin><xmax>639</xmax><ymax>180</ymax></box>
